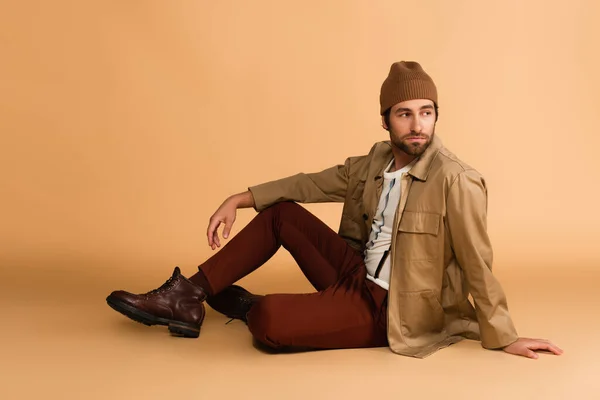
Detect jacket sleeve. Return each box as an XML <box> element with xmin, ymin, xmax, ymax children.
<box><xmin>248</xmin><ymin>156</ymin><xmax>361</xmax><ymax>212</ymax></box>
<box><xmin>446</xmin><ymin>169</ymin><xmax>519</xmax><ymax>349</ymax></box>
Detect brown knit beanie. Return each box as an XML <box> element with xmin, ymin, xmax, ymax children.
<box><xmin>379</xmin><ymin>61</ymin><xmax>437</xmax><ymax>115</ymax></box>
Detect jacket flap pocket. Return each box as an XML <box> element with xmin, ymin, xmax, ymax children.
<box><xmin>398</xmin><ymin>211</ymin><xmax>440</xmax><ymax>235</ymax></box>
<box><xmin>350</xmin><ymin>179</ymin><xmax>366</xmax><ymax>200</ymax></box>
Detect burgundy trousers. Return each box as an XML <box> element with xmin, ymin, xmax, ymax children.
<box><xmin>193</xmin><ymin>202</ymin><xmax>389</xmax><ymax>350</ymax></box>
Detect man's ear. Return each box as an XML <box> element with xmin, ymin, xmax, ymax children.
<box><xmin>381</xmin><ymin>115</ymin><xmax>389</xmax><ymax>131</ymax></box>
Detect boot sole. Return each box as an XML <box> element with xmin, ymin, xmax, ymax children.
<box><xmin>106</xmin><ymin>295</ymin><xmax>201</xmax><ymax>338</ymax></box>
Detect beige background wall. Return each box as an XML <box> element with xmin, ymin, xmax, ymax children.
<box><xmin>1</xmin><ymin>1</ymin><xmax>599</xmax><ymax>273</ymax></box>
<box><xmin>1</xmin><ymin>2</ymin><xmax>599</xmax><ymax>398</ymax></box>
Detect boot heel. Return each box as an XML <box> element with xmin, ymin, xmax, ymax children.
<box><xmin>168</xmin><ymin>322</ymin><xmax>201</xmax><ymax>338</ymax></box>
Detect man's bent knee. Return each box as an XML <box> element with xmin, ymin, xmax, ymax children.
<box><xmin>262</xmin><ymin>201</ymin><xmax>302</xmax><ymax>215</ymax></box>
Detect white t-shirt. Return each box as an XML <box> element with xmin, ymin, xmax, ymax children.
<box><xmin>364</xmin><ymin>158</ymin><xmax>416</xmax><ymax>290</ymax></box>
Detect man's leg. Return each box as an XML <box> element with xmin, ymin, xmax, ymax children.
<box><xmin>107</xmin><ymin>201</ymin><xmax>364</xmax><ymax>337</ymax></box>
<box><xmin>190</xmin><ymin>201</ymin><xmax>363</xmax><ymax>295</ymax></box>
<box><xmin>247</xmin><ymin>275</ymin><xmax>389</xmax><ymax>350</ymax></box>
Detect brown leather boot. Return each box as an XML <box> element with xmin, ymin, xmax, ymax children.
<box><xmin>106</xmin><ymin>267</ymin><xmax>207</xmax><ymax>338</ymax></box>
<box><xmin>206</xmin><ymin>285</ymin><xmax>263</xmax><ymax>324</ymax></box>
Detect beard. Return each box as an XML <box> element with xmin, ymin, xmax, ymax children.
<box><xmin>390</xmin><ymin>129</ymin><xmax>435</xmax><ymax>157</ymax></box>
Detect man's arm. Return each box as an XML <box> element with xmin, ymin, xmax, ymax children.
<box><xmin>445</xmin><ymin>170</ymin><xmax>563</xmax><ymax>358</ymax></box>
<box><xmin>445</xmin><ymin>170</ymin><xmax>519</xmax><ymax>349</ymax></box>
<box><xmin>206</xmin><ymin>155</ymin><xmax>363</xmax><ymax>250</ymax></box>
<box><xmin>248</xmin><ymin>157</ymin><xmax>359</xmax><ymax>212</ymax></box>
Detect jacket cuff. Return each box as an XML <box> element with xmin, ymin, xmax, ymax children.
<box><xmin>482</xmin><ymin>333</ymin><xmax>519</xmax><ymax>350</ymax></box>
<box><xmin>248</xmin><ymin>184</ymin><xmax>273</xmax><ymax>212</ymax></box>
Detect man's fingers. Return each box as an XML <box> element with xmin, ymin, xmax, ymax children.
<box><xmin>530</xmin><ymin>342</ymin><xmax>563</xmax><ymax>355</ymax></box>
<box><xmin>536</xmin><ymin>339</ymin><xmax>563</xmax><ymax>354</ymax></box>
<box><xmin>548</xmin><ymin>345</ymin><xmax>564</xmax><ymax>355</ymax></box>
<box><xmin>223</xmin><ymin>220</ymin><xmax>233</xmax><ymax>239</ymax></box>
<box><xmin>553</xmin><ymin>343</ymin><xmax>564</xmax><ymax>354</ymax></box>
<box><xmin>207</xmin><ymin>218</ymin><xmax>222</xmax><ymax>247</ymax></box>
<box><xmin>211</xmin><ymin>231</ymin><xmax>219</xmax><ymax>250</ymax></box>
<box><xmin>540</xmin><ymin>342</ymin><xmax>563</xmax><ymax>355</ymax></box>
<box><xmin>206</xmin><ymin>220</ymin><xmax>215</xmax><ymax>246</ymax></box>
<box><xmin>214</xmin><ymin>231</ymin><xmax>221</xmax><ymax>247</ymax></box>
<box><xmin>525</xmin><ymin>349</ymin><xmax>539</xmax><ymax>359</ymax></box>
<box><xmin>211</xmin><ymin>229</ymin><xmax>221</xmax><ymax>248</ymax></box>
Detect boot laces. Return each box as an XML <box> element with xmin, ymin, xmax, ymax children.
<box><xmin>145</xmin><ymin>275</ymin><xmax>177</xmax><ymax>297</ymax></box>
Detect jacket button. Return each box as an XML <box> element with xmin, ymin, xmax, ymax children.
<box><xmin>363</xmin><ymin>214</ymin><xmax>368</xmax><ymax>220</ymax></box>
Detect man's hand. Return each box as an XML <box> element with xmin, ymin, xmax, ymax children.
<box><xmin>502</xmin><ymin>337</ymin><xmax>564</xmax><ymax>359</ymax></box>
<box><xmin>206</xmin><ymin>197</ymin><xmax>238</xmax><ymax>250</ymax></box>
<box><xmin>206</xmin><ymin>191</ymin><xmax>256</xmax><ymax>250</ymax></box>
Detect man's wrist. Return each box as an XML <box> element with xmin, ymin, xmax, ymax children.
<box><xmin>226</xmin><ymin>194</ymin><xmax>241</xmax><ymax>209</ymax></box>
<box><xmin>228</xmin><ymin>191</ymin><xmax>255</xmax><ymax>209</ymax></box>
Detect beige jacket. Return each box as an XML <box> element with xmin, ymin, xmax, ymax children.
<box><xmin>248</xmin><ymin>135</ymin><xmax>519</xmax><ymax>358</ymax></box>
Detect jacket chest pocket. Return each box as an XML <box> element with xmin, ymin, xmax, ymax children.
<box><xmin>340</xmin><ymin>179</ymin><xmax>368</xmax><ymax>245</ymax></box>
<box><xmin>350</xmin><ymin>179</ymin><xmax>366</xmax><ymax>201</ymax></box>
<box><xmin>397</xmin><ymin>211</ymin><xmax>441</xmax><ymax>261</ymax></box>
<box><xmin>343</xmin><ymin>179</ymin><xmax>366</xmax><ymax>222</ymax></box>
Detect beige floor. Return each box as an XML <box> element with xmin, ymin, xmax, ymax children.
<box><xmin>2</xmin><ymin>257</ymin><xmax>598</xmax><ymax>400</ymax></box>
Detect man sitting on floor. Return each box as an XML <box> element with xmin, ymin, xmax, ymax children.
<box><xmin>106</xmin><ymin>61</ymin><xmax>562</xmax><ymax>359</ymax></box>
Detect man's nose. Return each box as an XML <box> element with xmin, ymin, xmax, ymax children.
<box><xmin>411</xmin><ymin>118</ymin><xmax>422</xmax><ymax>133</ymax></box>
